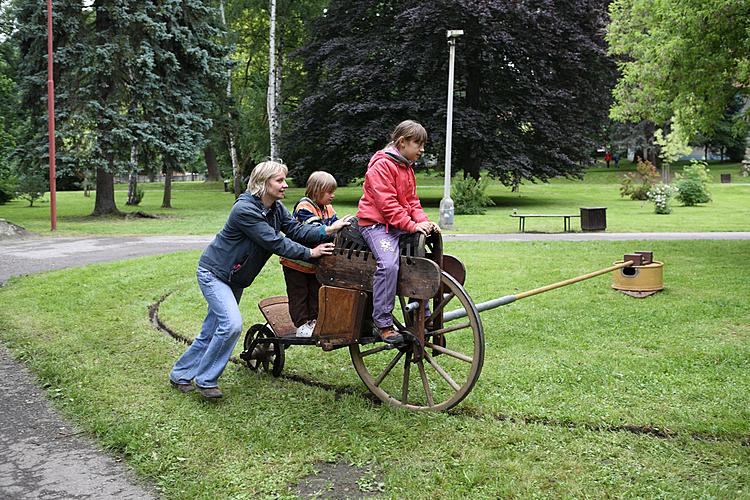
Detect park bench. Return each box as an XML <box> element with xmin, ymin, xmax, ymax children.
<box><xmin>510</xmin><ymin>212</ymin><xmax>580</xmax><ymax>233</ymax></box>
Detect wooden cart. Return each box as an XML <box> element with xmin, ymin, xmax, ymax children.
<box><xmin>240</xmin><ymin>225</ymin><xmax>642</xmax><ymax>412</ymax></box>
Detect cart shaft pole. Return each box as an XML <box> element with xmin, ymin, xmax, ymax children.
<box><xmin>442</xmin><ymin>260</ymin><xmax>634</xmax><ymax>323</ymax></box>
<box><xmin>514</xmin><ymin>260</ymin><xmax>634</xmax><ymax>300</ymax></box>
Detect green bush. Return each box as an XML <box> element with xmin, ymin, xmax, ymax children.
<box><xmin>674</xmin><ymin>161</ymin><xmax>711</xmax><ymax>206</ymax></box>
<box><xmin>16</xmin><ymin>174</ymin><xmax>48</xmax><ymax>207</ymax></box>
<box><xmin>452</xmin><ymin>176</ymin><xmax>495</xmax><ymax>215</ymax></box>
<box><xmin>647</xmin><ymin>183</ymin><xmax>676</xmax><ymax>214</ymax></box>
<box><xmin>0</xmin><ymin>176</ymin><xmax>16</xmax><ymax>204</ymax></box>
<box><xmin>126</xmin><ymin>186</ymin><xmax>145</xmax><ymax>206</ymax></box>
<box><xmin>620</xmin><ymin>158</ymin><xmax>660</xmax><ymax>200</ymax></box>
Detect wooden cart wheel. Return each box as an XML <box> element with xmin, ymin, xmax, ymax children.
<box><xmin>349</xmin><ymin>271</ymin><xmax>484</xmax><ymax>411</ymax></box>
<box><xmin>240</xmin><ymin>323</ymin><xmax>285</xmax><ymax>377</ymax></box>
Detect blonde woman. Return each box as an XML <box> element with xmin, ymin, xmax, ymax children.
<box><xmin>169</xmin><ymin>161</ymin><xmax>349</xmax><ymax>399</ymax></box>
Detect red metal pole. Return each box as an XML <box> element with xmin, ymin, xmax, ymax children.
<box><xmin>47</xmin><ymin>0</ymin><xmax>57</xmax><ymax>231</ymax></box>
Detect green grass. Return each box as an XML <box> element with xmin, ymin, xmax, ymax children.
<box><xmin>1</xmin><ymin>162</ymin><xmax>747</xmax><ymax>236</ymax></box>
<box><xmin>1</xmin><ymin>240</ymin><xmax>748</xmax><ymax>497</ymax></box>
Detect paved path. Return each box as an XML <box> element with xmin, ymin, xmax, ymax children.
<box><xmin>2</xmin><ymin>231</ymin><xmax>749</xmax><ymax>283</ymax></box>
<box><xmin>1</xmin><ymin>230</ymin><xmax>749</xmax><ymax>498</ymax></box>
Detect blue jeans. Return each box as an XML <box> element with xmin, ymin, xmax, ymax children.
<box><xmin>169</xmin><ymin>267</ymin><xmax>244</xmax><ymax>389</ymax></box>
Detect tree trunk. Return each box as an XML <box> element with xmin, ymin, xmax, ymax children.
<box><xmin>204</xmin><ymin>145</ymin><xmax>221</xmax><ymax>181</ymax></box>
<box><xmin>457</xmin><ymin>50</ymin><xmax>481</xmax><ymax>180</ymax></box>
<box><xmin>267</xmin><ymin>0</ymin><xmax>280</xmax><ymax>160</ymax></box>
<box><xmin>91</xmin><ymin>3</ymin><xmax>119</xmax><ymax>216</ymax></box>
<box><xmin>92</xmin><ymin>159</ymin><xmax>119</xmax><ymax>215</ymax></box>
<box><xmin>126</xmin><ymin>144</ymin><xmax>139</xmax><ymax>205</ymax></box>
<box><xmin>220</xmin><ymin>0</ymin><xmax>241</xmax><ymax>197</ymax></box>
<box><xmin>162</xmin><ymin>160</ymin><xmax>173</xmax><ymax>208</ymax></box>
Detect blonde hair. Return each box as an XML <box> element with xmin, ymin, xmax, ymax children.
<box><xmin>247</xmin><ymin>161</ymin><xmax>288</xmax><ymax>197</ymax></box>
<box><xmin>390</xmin><ymin>120</ymin><xmax>428</xmax><ymax>148</ymax></box>
<box><xmin>304</xmin><ymin>171</ymin><xmax>337</xmax><ymax>203</ymax></box>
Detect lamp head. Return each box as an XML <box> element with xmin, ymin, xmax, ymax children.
<box><xmin>446</xmin><ymin>30</ymin><xmax>464</xmax><ymax>39</ymax></box>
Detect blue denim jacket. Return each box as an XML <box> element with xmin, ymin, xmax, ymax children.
<box><xmin>199</xmin><ymin>193</ymin><xmax>326</xmax><ymax>287</ymax></box>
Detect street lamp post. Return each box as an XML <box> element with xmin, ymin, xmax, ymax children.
<box><xmin>438</xmin><ymin>29</ymin><xmax>463</xmax><ymax>230</ymax></box>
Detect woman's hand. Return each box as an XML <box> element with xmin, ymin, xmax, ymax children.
<box><xmin>310</xmin><ymin>242</ymin><xmax>335</xmax><ymax>258</ymax></box>
<box><xmin>325</xmin><ymin>218</ymin><xmax>351</xmax><ymax>235</ymax></box>
<box><xmin>430</xmin><ymin>221</ymin><xmax>441</xmax><ymax>234</ymax></box>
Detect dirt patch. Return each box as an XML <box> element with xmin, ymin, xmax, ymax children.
<box><xmin>0</xmin><ymin>219</ymin><xmax>34</xmax><ymax>239</ymax></box>
<box><xmin>290</xmin><ymin>461</ymin><xmax>383</xmax><ymax>498</ymax></box>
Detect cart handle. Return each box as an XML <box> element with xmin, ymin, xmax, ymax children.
<box><xmin>443</xmin><ymin>260</ymin><xmax>635</xmax><ymax>323</ymax></box>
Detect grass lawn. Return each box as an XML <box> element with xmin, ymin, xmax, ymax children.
<box><xmin>1</xmin><ymin>162</ymin><xmax>747</xmax><ymax>236</ymax></box>
<box><xmin>1</xmin><ymin>240</ymin><xmax>748</xmax><ymax>497</ymax></box>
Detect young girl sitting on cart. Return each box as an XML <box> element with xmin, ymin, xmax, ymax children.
<box><xmin>356</xmin><ymin>120</ymin><xmax>440</xmax><ymax>344</ymax></box>
<box><xmin>280</xmin><ymin>171</ymin><xmax>350</xmax><ymax>337</ymax></box>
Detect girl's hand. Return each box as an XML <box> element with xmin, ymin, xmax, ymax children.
<box><xmin>311</xmin><ymin>242</ymin><xmax>335</xmax><ymax>258</ymax></box>
<box><xmin>325</xmin><ymin>218</ymin><xmax>351</xmax><ymax>235</ymax></box>
<box><xmin>414</xmin><ymin>221</ymin><xmax>432</xmax><ymax>235</ymax></box>
<box><xmin>430</xmin><ymin>222</ymin><xmax>441</xmax><ymax>234</ymax></box>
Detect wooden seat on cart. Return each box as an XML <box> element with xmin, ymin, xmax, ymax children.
<box><xmin>257</xmin><ymin>296</ymin><xmax>297</xmax><ymax>338</ymax></box>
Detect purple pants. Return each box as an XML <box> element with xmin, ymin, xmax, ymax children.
<box><xmin>361</xmin><ymin>224</ymin><xmax>402</xmax><ymax>329</ymax></box>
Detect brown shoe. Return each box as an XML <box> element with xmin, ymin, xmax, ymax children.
<box><xmin>379</xmin><ymin>327</ymin><xmax>403</xmax><ymax>345</ymax></box>
<box><xmin>170</xmin><ymin>379</ymin><xmax>195</xmax><ymax>393</ymax></box>
<box><xmin>197</xmin><ymin>386</ymin><xmax>223</xmax><ymax>399</ymax></box>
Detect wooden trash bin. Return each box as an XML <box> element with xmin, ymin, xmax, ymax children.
<box><xmin>579</xmin><ymin>207</ymin><xmax>607</xmax><ymax>232</ymax></box>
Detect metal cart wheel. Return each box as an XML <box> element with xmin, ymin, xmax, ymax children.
<box><xmin>349</xmin><ymin>271</ymin><xmax>484</xmax><ymax>411</ymax></box>
<box><xmin>240</xmin><ymin>323</ymin><xmax>285</xmax><ymax>377</ymax></box>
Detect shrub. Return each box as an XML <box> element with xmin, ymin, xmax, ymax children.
<box><xmin>674</xmin><ymin>161</ymin><xmax>711</xmax><ymax>206</ymax></box>
<box><xmin>620</xmin><ymin>158</ymin><xmax>660</xmax><ymax>200</ymax></box>
<box><xmin>126</xmin><ymin>186</ymin><xmax>145</xmax><ymax>206</ymax></box>
<box><xmin>0</xmin><ymin>176</ymin><xmax>16</xmax><ymax>204</ymax></box>
<box><xmin>647</xmin><ymin>183</ymin><xmax>676</xmax><ymax>214</ymax></box>
<box><xmin>16</xmin><ymin>174</ymin><xmax>48</xmax><ymax>207</ymax></box>
<box><xmin>452</xmin><ymin>176</ymin><xmax>495</xmax><ymax>215</ymax></box>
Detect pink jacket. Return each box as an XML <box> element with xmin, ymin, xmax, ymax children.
<box><xmin>356</xmin><ymin>146</ymin><xmax>429</xmax><ymax>232</ymax></box>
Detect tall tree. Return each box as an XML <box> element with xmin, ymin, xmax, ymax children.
<box><xmin>285</xmin><ymin>0</ymin><xmax>615</xmax><ymax>186</ymax></box>
<box><xmin>221</xmin><ymin>0</ymin><xmax>326</xmax><ymax>179</ymax></box>
<box><xmin>131</xmin><ymin>0</ymin><xmax>227</xmax><ymax>208</ymax></box>
<box><xmin>267</xmin><ymin>0</ymin><xmax>280</xmax><ymax>159</ymax></box>
<box><xmin>13</xmin><ymin>0</ymin><xmax>87</xmax><ymax>199</ymax></box>
<box><xmin>607</xmin><ymin>0</ymin><xmax>750</xmax><ymax>140</ymax></box>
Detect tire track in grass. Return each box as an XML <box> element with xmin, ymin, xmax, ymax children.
<box><xmin>149</xmin><ymin>294</ymin><xmax>749</xmax><ymax>446</ymax></box>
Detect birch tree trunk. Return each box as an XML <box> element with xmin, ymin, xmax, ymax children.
<box><xmin>126</xmin><ymin>144</ymin><xmax>139</xmax><ymax>205</ymax></box>
<box><xmin>267</xmin><ymin>0</ymin><xmax>280</xmax><ymax>160</ymax></box>
<box><xmin>219</xmin><ymin>0</ymin><xmax>242</xmax><ymax>197</ymax></box>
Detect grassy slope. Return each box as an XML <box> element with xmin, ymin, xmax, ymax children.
<box><xmin>0</xmin><ymin>240</ymin><xmax>748</xmax><ymax>497</ymax></box>
<box><xmin>1</xmin><ymin>162</ymin><xmax>747</xmax><ymax>236</ymax></box>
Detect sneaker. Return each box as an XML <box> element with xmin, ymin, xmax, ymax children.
<box><xmin>169</xmin><ymin>379</ymin><xmax>195</xmax><ymax>393</ymax></box>
<box><xmin>296</xmin><ymin>320</ymin><xmax>315</xmax><ymax>338</ymax></box>
<box><xmin>379</xmin><ymin>327</ymin><xmax>403</xmax><ymax>345</ymax></box>
<box><xmin>197</xmin><ymin>386</ymin><xmax>223</xmax><ymax>399</ymax></box>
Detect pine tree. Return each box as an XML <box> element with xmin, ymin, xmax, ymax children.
<box><xmin>13</xmin><ymin>0</ymin><xmax>86</xmax><ymax>192</ymax></box>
